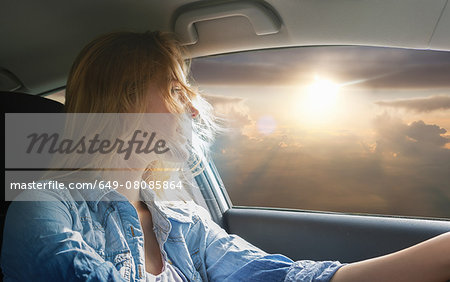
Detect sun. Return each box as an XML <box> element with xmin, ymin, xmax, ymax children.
<box><xmin>306</xmin><ymin>78</ymin><xmax>339</xmax><ymax>112</ymax></box>
<box><xmin>295</xmin><ymin>77</ymin><xmax>341</xmax><ymax>123</ymax></box>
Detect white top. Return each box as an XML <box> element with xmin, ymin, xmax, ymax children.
<box><xmin>145</xmin><ymin>260</ymin><xmax>187</xmax><ymax>282</ymax></box>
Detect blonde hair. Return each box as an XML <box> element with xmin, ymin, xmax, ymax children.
<box><xmin>67</xmin><ymin>31</ymin><xmax>190</xmax><ymax>113</ymax></box>
<box><xmin>66</xmin><ymin>31</ymin><xmax>216</xmax><ymax>152</ymax></box>
<box><xmin>57</xmin><ymin>31</ymin><xmax>217</xmax><ymax>201</ymax></box>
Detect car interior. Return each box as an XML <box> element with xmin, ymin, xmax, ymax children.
<box><xmin>2</xmin><ymin>0</ymin><xmax>450</xmax><ymax>278</ymax></box>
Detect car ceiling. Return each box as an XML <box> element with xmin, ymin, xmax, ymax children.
<box><xmin>1</xmin><ymin>0</ymin><xmax>449</xmax><ymax>94</ymax></box>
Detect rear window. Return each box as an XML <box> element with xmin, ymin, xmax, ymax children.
<box><xmin>191</xmin><ymin>46</ymin><xmax>450</xmax><ymax>219</ymax></box>
<box><xmin>45</xmin><ymin>90</ymin><xmax>65</xmax><ymax>104</ymax></box>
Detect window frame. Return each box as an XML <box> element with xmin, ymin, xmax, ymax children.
<box><xmin>190</xmin><ymin>45</ymin><xmax>450</xmax><ymax>221</ymax></box>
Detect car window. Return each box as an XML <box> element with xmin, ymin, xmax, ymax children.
<box><xmin>45</xmin><ymin>90</ymin><xmax>66</xmax><ymax>104</ymax></box>
<box><xmin>191</xmin><ymin>46</ymin><xmax>450</xmax><ymax>219</ymax></box>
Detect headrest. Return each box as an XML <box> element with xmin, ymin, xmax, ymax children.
<box><xmin>2</xmin><ymin>91</ymin><xmax>64</xmax><ymax>113</ymax></box>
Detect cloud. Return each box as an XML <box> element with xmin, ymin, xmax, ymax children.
<box><xmin>211</xmin><ymin>112</ymin><xmax>450</xmax><ymax>218</ymax></box>
<box><xmin>407</xmin><ymin>120</ymin><xmax>448</xmax><ymax>147</ymax></box>
<box><xmin>191</xmin><ymin>60</ymin><xmax>299</xmax><ymax>86</ymax></box>
<box><xmin>373</xmin><ymin>114</ymin><xmax>450</xmax><ymax>158</ymax></box>
<box><xmin>191</xmin><ymin>47</ymin><xmax>450</xmax><ymax>89</ymax></box>
<box><xmin>203</xmin><ymin>94</ymin><xmax>253</xmax><ymax>131</ymax></box>
<box><xmin>203</xmin><ymin>94</ymin><xmax>244</xmax><ymax>106</ymax></box>
<box><xmin>375</xmin><ymin>95</ymin><xmax>450</xmax><ymax>112</ymax></box>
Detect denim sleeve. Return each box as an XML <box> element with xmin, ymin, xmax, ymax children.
<box><xmin>284</xmin><ymin>260</ymin><xmax>345</xmax><ymax>282</ymax></box>
<box><xmin>1</xmin><ymin>190</ymin><xmax>124</xmax><ymax>282</ymax></box>
<box><xmin>195</xmin><ymin>205</ymin><xmax>344</xmax><ymax>282</ymax></box>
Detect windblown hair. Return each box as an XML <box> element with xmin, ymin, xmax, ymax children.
<box><xmin>66</xmin><ymin>31</ymin><xmax>216</xmax><ymax>156</ymax></box>
<box><xmin>66</xmin><ymin>31</ymin><xmax>191</xmax><ymax>113</ymax></box>
<box><xmin>57</xmin><ymin>31</ymin><xmax>217</xmax><ymax>201</ymax></box>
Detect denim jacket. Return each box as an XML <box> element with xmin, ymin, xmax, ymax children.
<box><xmin>1</xmin><ymin>182</ymin><xmax>343</xmax><ymax>281</ymax></box>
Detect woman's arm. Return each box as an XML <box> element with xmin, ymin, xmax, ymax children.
<box><xmin>190</xmin><ymin>204</ymin><xmax>343</xmax><ymax>282</ymax></box>
<box><xmin>331</xmin><ymin>232</ymin><xmax>450</xmax><ymax>282</ymax></box>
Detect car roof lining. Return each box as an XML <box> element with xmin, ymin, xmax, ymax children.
<box><xmin>1</xmin><ymin>0</ymin><xmax>449</xmax><ymax>94</ymax></box>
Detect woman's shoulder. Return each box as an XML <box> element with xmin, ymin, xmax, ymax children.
<box><xmin>8</xmin><ymin>180</ymin><xmax>78</xmax><ymax>210</ymax></box>
<box><xmin>11</xmin><ymin>180</ymin><xmax>72</xmax><ymax>201</ymax></box>
<box><xmin>4</xmin><ymin>180</ymin><xmax>84</xmax><ymax>234</ymax></box>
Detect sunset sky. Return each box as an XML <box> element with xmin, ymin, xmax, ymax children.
<box><xmin>191</xmin><ymin>46</ymin><xmax>450</xmax><ymax>218</ymax></box>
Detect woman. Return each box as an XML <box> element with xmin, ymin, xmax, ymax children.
<box><xmin>1</xmin><ymin>31</ymin><xmax>449</xmax><ymax>282</ymax></box>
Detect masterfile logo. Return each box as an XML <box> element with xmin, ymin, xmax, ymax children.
<box><xmin>5</xmin><ymin>113</ymin><xmax>192</xmax><ymax>169</ymax></box>
<box><xmin>26</xmin><ymin>130</ymin><xmax>170</xmax><ymax>160</ymax></box>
